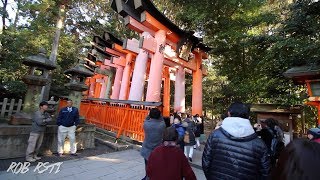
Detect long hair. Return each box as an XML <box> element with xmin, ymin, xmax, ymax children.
<box><xmin>265</xmin><ymin>118</ymin><xmax>279</xmax><ymax>130</ymax></box>
<box><xmin>271</xmin><ymin>139</ymin><xmax>320</xmax><ymax>180</ymax></box>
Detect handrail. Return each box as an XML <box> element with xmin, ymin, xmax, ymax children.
<box><xmin>85</xmin><ymin>98</ymin><xmax>162</xmax><ymax>107</ymax></box>
<box><xmin>58</xmin><ymin>99</ymin><xmax>150</xmax><ymax>142</ymax></box>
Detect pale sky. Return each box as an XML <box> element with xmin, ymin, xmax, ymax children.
<box><xmin>1</xmin><ymin>0</ymin><xmax>20</xmax><ymax>29</ymax></box>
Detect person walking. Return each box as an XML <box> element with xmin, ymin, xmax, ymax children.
<box><xmin>140</xmin><ymin>108</ymin><xmax>166</xmax><ymax>180</ymax></box>
<box><xmin>172</xmin><ymin>115</ymin><xmax>186</xmax><ymax>151</ymax></box>
<box><xmin>255</xmin><ymin>118</ymin><xmax>285</xmax><ymax>168</ymax></box>
<box><xmin>184</xmin><ymin>115</ymin><xmax>196</xmax><ymax>162</ymax></box>
<box><xmin>26</xmin><ymin>101</ymin><xmax>52</xmax><ymax>162</ymax></box>
<box><xmin>147</xmin><ymin>126</ymin><xmax>196</xmax><ymax>180</ymax></box>
<box><xmin>202</xmin><ymin>102</ymin><xmax>270</xmax><ymax>180</ymax></box>
<box><xmin>193</xmin><ymin>115</ymin><xmax>202</xmax><ymax>150</ymax></box>
<box><xmin>57</xmin><ymin>99</ymin><xmax>79</xmax><ymax>156</ymax></box>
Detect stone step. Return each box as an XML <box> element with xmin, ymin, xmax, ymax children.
<box><xmin>94</xmin><ymin>128</ymin><xmax>141</xmax><ymax>151</ymax></box>
<box><xmin>95</xmin><ymin>127</ymin><xmax>142</xmax><ymax>145</ymax></box>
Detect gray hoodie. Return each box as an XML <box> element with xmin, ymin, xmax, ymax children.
<box><xmin>140</xmin><ymin>117</ymin><xmax>166</xmax><ymax>160</ymax></box>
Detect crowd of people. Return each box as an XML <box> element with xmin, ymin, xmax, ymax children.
<box><xmin>140</xmin><ymin>108</ymin><xmax>204</xmax><ymax>180</ymax></box>
<box><xmin>25</xmin><ymin>100</ymin><xmax>320</xmax><ymax>179</ymax></box>
<box><xmin>141</xmin><ymin>102</ymin><xmax>320</xmax><ymax>180</ymax></box>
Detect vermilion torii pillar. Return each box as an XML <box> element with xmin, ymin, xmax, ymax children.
<box><xmin>163</xmin><ymin>66</ymin><xmax>171</xmax><ymax>117</ymax></box>
<box><xmin>110</xmin><ymin>0</ymin><xmax>211</xmax><ymax>116</ymax></box>
<box><xmin>99</xmin><ymin>76</ymin><xmax>108</xmax><ymax>98</ymax></box>
<box><xmin>174</xmin><ymin>66</ymin><xmax>186</xmax><ymax>113</ymax></box>
<box><xmin>146</xmin><ymin>30</ymin><xmax>166</xmax><ymax>102</ymax></box>
<box><xmin>128</xmin><ymin>33</ymin><xmax>150</xmax><ymax>101</ymax></box>
<box><xmin>111</xmin><ymin>66</ymin><xmax>124</xmax><ymax>99</ymax></box>
<box><xmin>88</xmin><ymin>77</ymin><xmax>96</xmax><ymax>98</ymax></box>
<box><xmin>119</xmin><ymin>53</ymin><xmax>133</xmax><ymax>100</ymax></box>
<box><xmin>192</xmin><ymin>51</ymin><xmax>203</xmax><ymax>116</ymax></box>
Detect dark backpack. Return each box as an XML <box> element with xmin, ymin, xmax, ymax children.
<box><xmin>194</xmin><ymin>124</ymin><xmax>201</xmax><ymax>137</ymax></box>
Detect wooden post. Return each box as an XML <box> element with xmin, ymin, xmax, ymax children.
<box><xmin>116</xmin><ymin>105</ymin><xmax>129</xmax><ymax>140</ymax></box>
<box><xmin>8</xmin><ymin>99</ymin><xmax>15</xmax><ymax>117</ymax></box>
<box><xmin>0</xmin><ymin>98</ymin><xmax>8</xmax><ymax>118</ymax></box>
<box><xmin>16</xmin><ymin>99</ymin><xmax>22</xmax><ymax>113</ymax></box>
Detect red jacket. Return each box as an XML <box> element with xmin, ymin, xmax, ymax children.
<box><xmin>147</xmin><ymin>144</ymin><xmax>196</xmax><ymax>180</ymax></box>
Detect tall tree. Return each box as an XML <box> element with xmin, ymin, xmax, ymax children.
<box><xmin>1</xmin><ymin>0</ymin><xmax>8</xmax><ymax>32</ymax></box>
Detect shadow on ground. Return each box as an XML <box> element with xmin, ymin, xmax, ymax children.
<box><xmin>0</xmin><ymin>140</ymin><xmax>115</xmax><ymax>171</ymax></box>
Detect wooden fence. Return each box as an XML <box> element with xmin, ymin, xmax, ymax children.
<box><xmin>0</xmin><ymin>98</ymin><xmax>23</xmax><ymax>118</ymax></box>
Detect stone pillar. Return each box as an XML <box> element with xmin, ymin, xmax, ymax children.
<box><xmin>119</xmin><ymin>53</ymin><xmax>133</xmax><ymax>100</ymax></box>
<box><xmin>163</xmin><ymin>66</ymin><xmax>170</xmax><ymax>117</ymax></box>
<box><xmin>174</xmin><ymin>66</ymin><xmax>185</xmax><ymax>113</ymax></box>
<box><xmin>69</xmin><ymin>91</ymin><xmax>82</xmax><ymax>110</ymax></box>
<box><xmin>111</xmin><ymin>66</ymin><xmax>123</xmax><ymax>99</ymax></box>
<box><xmin>146</xmin><ymin>30</ymin><xmax>166</xmax><ymax>102</ymax></box>
<box><xmin>23</xmin><ymin>86</ymin><xmax>44</xmax><ymax>113</ymax></box>
<box><xmin>192</xmin><ymin>52</ymin><xmax>203</xmax><ymax>116</ymax></box>
<box><xmin>128</xmin><ymin>35</ymin><xmax>149</xmax><ymax>101</ymax></box>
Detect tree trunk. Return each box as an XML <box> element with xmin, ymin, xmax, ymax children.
<box><xmin>41</xmin><ymin>4</ymin><xmax>66</xmax><ymax>101</ymax></box>
<box><xmin>13</xmin><ymin>0</ymin><xmax>21</xmax><ymax>29</ymax></box>
<box><xmin>1</xmin><ymin>0</ymin><xmax>8</xmax><ymax>32</ymax></box>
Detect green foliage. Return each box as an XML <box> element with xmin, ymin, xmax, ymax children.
<box><xmin>0</xmin><ymin>0</ymin><xmax>132</xmax><ymax>100</ymax></box>
<box><xmin>1</xmin><ymin>0</ymin><xmax>319</xmax><ymax>127</ymax></box>
<box><xmin>153</xmin><ymin>0</ymin><xmax>318</xmax><ymax>123</ymax></box>
<box><xmin>0</xmin><ymin>80</ymin><xmax>27</xmax><ymax>99</ymax></box>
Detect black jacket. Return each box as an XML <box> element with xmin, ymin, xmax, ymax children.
<box><xmin>202</xmin><ymin>128</ymin><xmax>270</xmax><ymax>180</ymax></box>
<box><xmin>57</xmin><ymin>106</ymin><xmax>80</xmax><ymax>127</ymax></box>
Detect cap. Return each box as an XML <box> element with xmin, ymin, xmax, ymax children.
<box><xmin>39</xmin><ymin>101</ymin><xmax>48</xmax><ymax>106</ymax></box>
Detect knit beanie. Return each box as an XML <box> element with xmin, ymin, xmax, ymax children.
<box><xmin>308</xmin><ymin>128</ymin><xmax>320</xmax><ymax>139</ymax></box>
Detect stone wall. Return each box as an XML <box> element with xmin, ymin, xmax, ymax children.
<box><xmin>0</xmin><ymin>124</ymin><xmax>95</xmax><ymax>159</ymax></box>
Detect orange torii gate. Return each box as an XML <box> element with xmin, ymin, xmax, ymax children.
<box><xmin>59</xmin><ymin>0</ymin><xmax>211</xmax><ymax>142</ymax></box>
<box><xmin>111</xmin><ymin>0</ymin><xmax>210</xmax><ymax>116</ymax></box>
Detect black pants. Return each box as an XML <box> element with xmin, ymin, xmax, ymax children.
<box><xmin>142</xmin><ymin>159</ymin><xmax>148</xmax><ymax>180</ymax></box>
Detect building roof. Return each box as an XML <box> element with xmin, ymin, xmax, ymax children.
<box><xmin>283</xmin><ymin>65</ymin><xmax>320</xmax><ymax>84</ymax></box>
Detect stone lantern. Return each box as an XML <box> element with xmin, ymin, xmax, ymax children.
<box><xmin>64</xmin><ymin>59</ymin><xmax>94</xmax><ymax>123</ymax></box>
<box><xmin>9</xmin><ymin>49</ymin><xmax>56</xmax><ymax>125</ymax></box>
